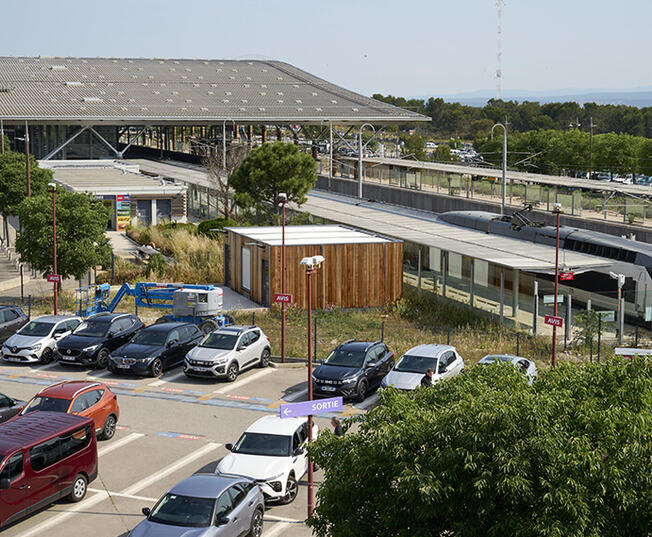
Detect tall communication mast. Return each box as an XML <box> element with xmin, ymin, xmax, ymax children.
<box><xmin>496</xmin><ymin>0</ymin><xmax>504</xmax><ymax>99</ymax></box>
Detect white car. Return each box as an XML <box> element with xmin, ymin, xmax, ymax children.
<box><xmin>381</xmin><ymin>344</ymin><xmax>465</xmax><ymax>390</ymax></box>
<box><xmin>184</xmin><ymin>325</ymin><xmax>271</xmax><ymax>381</ymax></box>
<box><xmin>217</xmin><ymin>416</ymin><xmax>318</xmax><ymax>504</ymax></box>
<box><xmin>477</xmin><ymin>354</ymin><xmax>538</xmax><ymax>384</ymax></box>
<box><xmin>1</xmin><ymin>315</ymin><xmax>81</xmax><ymax>364</ymax></box>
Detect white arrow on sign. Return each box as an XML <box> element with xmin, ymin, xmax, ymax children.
<box><xmin>282</xmin><ymin>407</ymin><xmax>291</xmax><ymax>417</ymax></box>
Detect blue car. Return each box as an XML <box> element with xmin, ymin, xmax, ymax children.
<box><xmin>132</xmin><ymin>473</ymin><xmax>264</xmax><ymax>537</ymax></box>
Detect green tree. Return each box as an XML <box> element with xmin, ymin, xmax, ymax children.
<box><xmin>309</xmin><ymin>358</ymin><xmax>652</xmax><ymax>537</ymax></box>
<box><xmin>230</xmin><ymin>141</ymin><xmax>317</xmax><ymax>213</ymax></box>
<box><xmin>0</xmin><ymin>150</ymin><xmax>51</xmax><ymax>216</ymax></box>
<box><xmin>401</xmin><ymin>133</ymin><xmax>426</xmax><ymax>160</ymax></box>
<box><xmin>16</xmin><ymin>188</ymin><xmax>112</xmax><ymax>281</ymax></box>
<box><xmin>433</xmin><ymin>144</ymin><xmax>457</xmax><ymax>162</ymax></box>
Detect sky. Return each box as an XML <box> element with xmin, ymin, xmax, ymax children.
<box><xmin>1</xmin><ymin>0</ymin><xmax>650</xmax><ymax>98</ymax></box>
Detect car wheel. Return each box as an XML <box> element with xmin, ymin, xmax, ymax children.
<box><xmin>40</xmin><ymin>348</ymin><xmax>54</xmax><ymax>364</ymax></box>
<box><xmin>258</xmin><ymin>348</ymin><xmax>271</xmax><ymax>368</ymax></box>
<box><xmin>100</xmin><ymin>414</ymin><xmax>117</xmax><ymax>440</ymax></box>
<box><xmin>355</xmin><ymin>380</ymin><xmax>368</xmax><ymax>403</ymax></box>
<box><xmin>223</xmin><ymin>313</ymin><xmax>236</xmax><ymax>326</ymax></box>
<box><xmin>226</xmin><ymin>362</ymin><xmax>239</xmax><ymax>382</ymax></box>
<box><xmin>200</xmin><ymin>319</ymin><xmax>219</xmax><ymax>334</ymax></box>
<box><xmin>248</xmin><ymin>508</ymin><xmax>264</xmax><ymax>537</ymax></box>
<box><xmin>67</xmin><ymin>474</ymin><xmax>87</xmax><ymax>502</ymax></box>
<box><xmin>95</xmin><ymin>348</ymin><xmax>109</xmax><ymax>369</ymax></box>
<box><xmin>280</xmin><ymin>474</ymin><xmax>298</xmax><ymax>504</ymax></box>
<box><xmin>150</xmin><ymin>358</ymin><xmax>163</xmax><ymax>377</ymax></box>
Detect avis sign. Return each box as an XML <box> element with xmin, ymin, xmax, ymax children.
<box><xmin>46</xmin><ymin>274</ymin><xmax>61</xmax><ymax>283</ymax></box>
<box><xmin>280</xmin><ymin>397</ymin><xmax>343</xmax><ymax>419</ymax></box>
<box><xmin>273</xmin><ymin>293</ymin><xmax>293</xmax><ymax>304</ymax></box>
<box><xmin>544</xmin><ymin>315</ymin><xmax>564</xmax><ymax>328</ymax></box>
<box><xmin>559</xmin><ymin>272</ymin><xmax>575</xmax><ymax>281</ymax></box>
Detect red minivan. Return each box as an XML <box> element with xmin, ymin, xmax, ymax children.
<box><xmin>0</xmin><ymin>411</ymin><xmax>98</xmax><ymax>528</ymax></box>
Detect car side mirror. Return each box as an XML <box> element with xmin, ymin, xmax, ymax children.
<box><xmin>166</xmin><ymin>340</ymin><xmax>177</xmax><ymax>348</ymax></box>
<box><xmin>225</xmin><ymin>443</ymin><xmax>233</xmax><ymax>451</ymax></box>
<box><xmin>216</xmin><ymin>516</ymin><xmax>230</xmax><ymax>526</ymax></box>
<box><xmin>293</xmin><ymin>447</ymin><xmax>304</xmax><ymax>456</ymax></box>
<box><xmin>141</xmin><ymin>507</ymin><xmax>151</xmax><ymax>517</ymax></box>
<box><xmin>0</xmin><ymin>478</ymin><xmax>10</xmax><ymax>490</ymax></box>
<box><xmin>438</xmin><ymin>366</ymin><xmax>447</xmax><ymax>374</ymax></box>
<box><xmin>366</xmin><ymin>361</ymin><xmax>377</xmax><ymax>369</ymax></box>
<box><xmin>237</xmin><ymin>344</ymin><xmax>245</xmax><ymax>351</ymax></box>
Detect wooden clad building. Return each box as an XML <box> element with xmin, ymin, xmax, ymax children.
<box><xmin>224</xmin><ymin>225</ymin><xmax>403</xmax><ymax>309</ymax></box>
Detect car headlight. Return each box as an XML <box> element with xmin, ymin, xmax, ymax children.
<box><xmin>343</xmin><ymin>376</ymin><xmax>359</xmax><ymax>385</ymax></box>
<box><xmin>264</xmin><ymin>472</ymin><xmax>285</xmax><ymax>482</ymax></box>
<box><xmin>213</xmin><ymin>357</ymin><xmax>228</xmax><ymax>365</ymax></box>
<box><xmin>29</xmin><ymin>343</ymin><xmax>42</xmax><ymax>351</ymax></box>
<box><xmin>83</xmin><ymin>344</ymin><xmax>101</xmax><ymax>353</ymax></box>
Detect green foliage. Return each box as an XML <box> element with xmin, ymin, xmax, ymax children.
<box><xmin>16</xmin><ymin>188</ymin><xmax>112</xmax><ymax>280</ymax></box>
<box><xmin>574</xmin><ymin>310</ymin><xmax>600</xmax><ymax>346</ymax></box>
<box><xmin>197</xmin><ymin>217</ymin><xmax>237</xmax><ymax>237</ymax></box>
<box><xmin>309</xmin><ymin>357</ymin><xmax>652</xmax><ymax>537</ymax></box>
<box><xmin>230</xmin><ymin>141</ymin><xmax>316</xmax><ymax>213</ymax></box>
<box><xmin>146</xmin><ymin>252</ymin><xmax>167</xmax><ymax>276</ymax></box>
<box><xmin>401</xmin><ymin>133</ymin><xmax>426</xmax><ymax>160</ymax></box>
<box><xmin>0</xmin><ymin>150</ymin><xmax>52</xmax><ymax>216</ymax></box>
<box><xmin>433</xmin><ymin>144</ymin><xmax>457</xmax><ymax>162</ymax></box>
<box><xmin>155</xmin><ymin>221</ymin><xmax>197</xmax><ymax>236</ymax></box>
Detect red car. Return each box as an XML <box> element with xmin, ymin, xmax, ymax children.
<box><xmin>19</xmin><ymin>380</ymin><xmax>119</xmax><ymax>441</ymax></box>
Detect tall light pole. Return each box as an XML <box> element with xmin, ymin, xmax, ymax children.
<box><xmin>589</xmin><ymin>117</ymin><xmax>595</xmax><ymax>180</ymax></box>
<box><xmin>491</xmin><ymin>123</ymin><xmax>507</xmax><ymax>214</ymax></box>
<box><xmin>551</xmin><ymin>202</ymin><xmax>563</xmax><ymax>367</ymax></box>
<box><xmin>49</xmin><ymin>183</ymin><xmax>58</xmax><ymax>315</ymax></box>
<box><xmin>609</xmin><ymin>271</ymin><xmax>625</xmax><ymax>344</ymax></box>
<box><xmin>25</xmin><ymin>121</ymin><xmax>31</xmax><ymax>198</ymax></box>
<box><xmin>300</xmin><ymin>254</ymin><xmax>325</xmax><ymax>517</ymax></box>
<box><xmin>357</xmin><ymin>123</ymin><xmax>375</xmax><ymax>198</ymax></box>
<box><xmin>279</xmin><ymin>193</ymin><xmax>288</xmax><ymax>363</ymax></box>
<box><xmin>0</xmin><ymin>119</ymin><xmax>5</xmax><ymax>154</ymax></box>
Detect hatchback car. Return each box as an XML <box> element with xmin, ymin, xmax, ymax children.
<box><xmin>18</xmin><ymin>380</ymin><xmax>120</xmax><ymax>440</ymax></box>
<box><xmin>55</xmin><ymin>313</ymin><xmax>143</xmax><ymax>368</ymax></box>
<box><xmin>477</xmin><ymin>354</ymin><xmax>538</xmax><ymax>384</ymax></box>
<box><xmin>0</xmin><ymin>392</ymin><xmax>25</xmax><ymax>423</ymax></box>
<box><xmin>0</xmin><ymin>305</ymin><xmax>28</xmax><ymax>344</ymax></box>
<box><xmin>132</xmin><ymin>473</ymin><xmax>264</xmax><ymax>537</ymax></box>
<box><xmin>312</xmin><ymin>340</ymin><xmax>394</xmax><ymax>401</ymax></box>
<box><xmin>218</xmin><ymin>415</ymin><xmax>317</xmax><ymax>505</ymax></box>
<box><xmin>381</xmin><ymin>344</ymin><xmax>465</xmax><ymax>390</ymax></box>
<box><xmin>2</xmin><ymin>315</ymin><xmax>81</xmax><ymax>364</ymax></box>
<box><xmin>184</xmin><ymin>325</ymin><xmax>271</xmax><ymax>381</ymax></box>
<box><xmin>108</xmin><ymin>322</ymin><xmax>203</xmax><ymax>376</ymax></box>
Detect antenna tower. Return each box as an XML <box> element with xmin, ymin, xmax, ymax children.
<box><xmin>496</xmin><ymin>0</ymin><xmax>504</xmax><ymax>99</ymax></box>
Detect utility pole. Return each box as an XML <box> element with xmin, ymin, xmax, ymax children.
<box><xmin>491</xmin><ymin>123</ymin><xmax>508</xmax><ymax>214</ymax></box>
<box><xmin>589</xmin><ymin>117</ymin><xmax>595</xmax><ymax>179</ymax></box>
<box><xmin>49</xmin><ymin>183</ymin><xmax>58</xmax><ymax>315</ymax></box>
<box><xmin>25</xmin><ymin>121</ymin><xmax>31</xmax><ymax>197</ymax></box>
<box><xmin>551</xmin><ymin>203</ymin><xmax>563</xmax><ymax>367</ymax></box>
<box><xmin>0</xmin><ymin>119</ymin><xmax>5</xmax><ymax>154</ymax></box>
<box><xmin>279</xmin><ymin>193</ymin><xmax>287</xmax><ymax>364</ymax></box>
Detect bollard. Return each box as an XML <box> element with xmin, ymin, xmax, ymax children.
<box><xmin>597</xmin><ymin>315</ymin><xmax>602</xmax><ymax>363</ymax></box>
<box><xmin>635</xmin><ymin>326</ymin><xmax>639</xmax><ymax>348</ymax></box>
<box><xmin>20</xmin><ymin>264</ymin><xmax>24</xmax><ymax>303</ymax></box>
<box><xmin>28</xmin><ymin>295</ymin><xmax>32</xmax><ymax>320</ymax></box>
<box><xmin>590</xmin><ymin>338</ymin><xmax>593</xmax><ymax>363</ymax></box>
<box><xmin>381</xmin><ymin>321</ymin><xmax>385</xmax><ymax>342</ymax></box>
<box><xmin>447</xmin><ymin>329</ymin><xmax>451</xmax><ymax>345</ymax></box>
<box><xmin>516</xmin><ymin>332</ymin><xmax>520</xmax><ymax>356</ymax></box>
<box><xmin>252</xmin><ymin>311</ymin><xmax>255</xmax><ymax>325</ymax></box>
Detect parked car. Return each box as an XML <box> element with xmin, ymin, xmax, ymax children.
<box><xmin>0</xmin><ymin>305</ymin><xmax>29</xmax><ymax>344</ymax></box>
<box><xmin>381</xmin><ymin>344</ymin><xmax>465</xmax><ymax>390</ymax></box>
<box><xmin>133</xmin><ymin>473</ymin><xmax>264</xmax><ymax>537</ymax></box>
<box><xmin>0</xmin><ymin>411</ymin><xmax>97</xmax><ymax>528</ymax></box>
<box><xmin>108</xmin><ymin>322</ymin><xmax>203</xmax><ymax>377</ymax></box>
<box><xmin>477</xmin><ymin>354</ymin><xmax>538</xmax><ymax>384</ymax></box>
<box><xmin>218</xmin><ymin>416</ymin><xmax>317</xmax><ymax>505</ymax></box>
<box><xmin>55</xmin><ymin>313</ymin><xmax>143</xmax><ymax>368</ymax></box>
<box><xmin>312</xmin><ymin>340</ymin><xmax>394</xmax><ymax>401</ymax></box>
<box><xmin>2</xmin><ymin>315</ymin><xmax>81</xmax><ymax>364</ymax></box>
<box><xmin>184</xmin><ymin>325</ymin><xmax>271</xmax><ymax>381</ymax></box>
<box><xmin>0</xmin><ymin>392</ymin><xmax>25</xmax><ymax>423</ymax></box>
<box><xmin>19</xmin><ymin>380</ymin><xmax>120</xmax><ymax>440</ymax></box>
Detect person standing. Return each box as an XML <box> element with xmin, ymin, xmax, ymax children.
<box><xmin>331</xmin><ymin>417</ymin><xmax>343</xmax><ymax>437</ymax></box>
<box><xmin>421</xmin><ymin>368</ymin><xmax>434</xmax><ymax>387</ymax></box>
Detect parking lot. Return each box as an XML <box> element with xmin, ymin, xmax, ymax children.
<box><xmin>0</xmin><ymin>359</ymin><xmax>377</xmax><ymax>537</ymax></box>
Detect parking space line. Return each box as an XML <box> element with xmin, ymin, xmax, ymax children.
<box><xmin>265</xmin><ymin>514</ymin><xmax>302</xmax><ymax>522</ymax></box>
<box><xmin>148</xmin><ymin>370</ymin><xmax>186</xmax><ymax>387</ymax></box>
<box><xmin>213</xmin><ymin>368</ymin><xmax>274</xmax><ymax>394</ymax></box>
<box><xmin>284</xmin><ymin>387</ymin><xmax>308</xmax><ymax>402</ymax></box>
<box><xmin>355</xmin><ymin>393</ymin><xmax>379</xmax><ymax>411</ymax></box>
<box><xmin>122</xmin><ymin>442</ymin><xmax>221</xmax><ymax>495</ymax></box>
<box><xmin>98</xmin><ymin>433</ymin><xmax>145</xmax><ymax>457</ymax></box>
<box><xmin>263</xmin><ymin>521</ymin><xmax>296</xmax><ymax>537</ymax></box>
<box><xmin>87</xmin><ymin>488</ymin><xmax>158</xmax><ymax>502</ymax></box>
<box><xmin>86</xmin><ymin>370</ymin><xmax>112</xmax><ymax>379</ymax></box>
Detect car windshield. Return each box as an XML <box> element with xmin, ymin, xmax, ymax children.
<box><xmin>200</xmin><ymin>332</ymin><xmax>238</xmax><ymax>350</ymax></box>
<box><xmin>21</xmin><ymin>396</ymin><xmax>70</xmax><ymax>414</ymax></box>
<box><xmin>73</xmin><ymin>321</ymin><xmax>109</xmax><ymax>338</ymax></box>
<box><xmin>148</xmin><ymin>493</ymin><xmax>214</xmax><ymax>528</ymax></box>
<box><xmin>130</xmin><ymin>330</ymin><xmax>167</xmax><ymax>346</ymax></box>
<box><xmin>17</xmin><ymin>321</ymin><xmax>54</xmax><ymax>337</ymax></box>
<box><xmin>232</xmin><ymin>432</ymin><xmax>291</xmax><ymax>457</ymax></box>
<box><xmin>323</xmin><ymin>349</ymin><xmax>365</xmax><ymax>368</ymax></box>
<box><xmin>481</xmin><ymin>355</ymin><xmax>512</xmax><ymax>364</ymax></box>
<box><xmin>393</xmin><ymin>354</ymin><xmax>438</xmax><ymax>374</ymax></box>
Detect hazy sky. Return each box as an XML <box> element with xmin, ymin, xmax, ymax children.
<box><xmin>1</xmin><ymin>0</ymin><xmax>650</xmax><ymax>97</ymax></box>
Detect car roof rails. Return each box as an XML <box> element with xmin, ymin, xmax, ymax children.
<box><xmin>364</xmin><ymin>340</ymin><xmax>383</xmax><ymax>351</ymax></box>
<box><xmin>338</xmin><ymin>339</ymin><xmax>356</xmax><ymax>347</ymax></box>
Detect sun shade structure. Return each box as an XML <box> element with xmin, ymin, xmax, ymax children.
<box><xmin>0</xmin><ymin>57</ymin><xmax>428</xmax><ymax>125</ymax></box>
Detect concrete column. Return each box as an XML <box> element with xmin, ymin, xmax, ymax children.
<box><xmin>248</xmin><ymin>125</ymin><xmax>253</xmax><ymax>149</ymax></box>
<box><xmin>512</xmin><ymin>268</ymin><xmax>520</xmax><ymax>319</ymax></box>
<box><xmin>623</xmin><ymin>195</ymin><xmax>627</xmax><ymax>223</ymax></box>
<box><xmin>151</xmin><ymin>199</ymin><xmax>158</xmax><ymax>226</ymax></box>
<box><xmin>499</xmin><ymin>268</ymin><xmax>505</xmax><ymax>323</ymax></box>
<box><xmin>234</xmin><ymin>124</ymin><xmax>239</xmax><ymax>140</ymax></box>
<box><xmin>417</xmin><ymin>249</ymin><xmax>422</xmax><ymax>290</ymax></box>
<box><xmin>469</xmin><ymin>258</ymin><xmax>475</xmax><ymax>308</ymax></box>
<box><xmin>579</xmin><ymin>189</ymin><xmax>583</xmax><ymax>216</ymax></box>
<box><xmin>441</xmin><ymin>251</ymin><xmax>447</xmax><ymax>297</ymax></box>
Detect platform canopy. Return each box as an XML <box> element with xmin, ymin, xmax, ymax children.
<box><xmin>0</xmin><ymin>57</ymin><xmax>428</xmax><ymax>126</ymax></box>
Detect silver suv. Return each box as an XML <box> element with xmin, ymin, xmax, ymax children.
<box><xmin>184</xmin><ymin>325</ymin><xmax>271</xmax><ymax>381</ymax></box>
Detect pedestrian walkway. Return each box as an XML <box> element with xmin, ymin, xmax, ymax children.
<box><xmin>107</xmin><ymin>231</ymin><xmax>141</xmax><ymax>260</ymax></box>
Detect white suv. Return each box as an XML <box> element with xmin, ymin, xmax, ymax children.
<box><xmin>2</xmin><ymin>315</ymin><xmax>81</xmax><ymax>364</ymax></box>
<box><xmin>217</xmin><ymin>416</ymin><xmax>318</xmax><ymax>504</ymax></box>
<box><xmin>184</xmin><ymin>325</ymin><xmax>271</xmax><ymax>381</ymax></box>
<box><xmin>381</xmin><ymin>344</ymin><xmax>465</xmax><ymax>390</ymax></box>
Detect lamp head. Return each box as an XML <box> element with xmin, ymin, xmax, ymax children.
<box><xmin>552</xmin><ymin>202</ymin><xmax>563</xmax><ymax>214</ymax></box>
<box><xmin>278</xmin><ymin>193</ymin><xmax>287</xmax><ymax>204</ymax></box>
<box><xmin>300</xmin><ymin>255</ymin><xmax>325</xmax><ymax>269</ymax></box>
<box><xmin>47</xmin><ymin>182</ymin><xmax>57</xmax><ymax>192</ymax></box>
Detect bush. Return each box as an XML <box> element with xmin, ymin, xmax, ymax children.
<box><xmin>197</xmin><ymin>217</ymin><xmax>237</xmax><ymax>237</ymax></box>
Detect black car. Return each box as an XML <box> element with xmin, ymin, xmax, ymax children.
<box><xmin>0</xmin><ymin>306</ymin><xmax>29</xmax><ymax>344</ymax></box>
<box><xmin>55</xmin><ymin>313</ymin><xmax>144</xmax><ymax>368</ymax></box>
<box><xmin>0</xmin><ymin>392</ymin><xmax>25</xmax><ymax>423</ymax></box>
<box><xmin>312</xmin><ymin>340</ymin><xmax>394</xmax><ymax>402</ymax></box>
<box><xmin>108</xmin><ymin>322</ymin><xmax>203</xmax><ymax>376</ymax></box>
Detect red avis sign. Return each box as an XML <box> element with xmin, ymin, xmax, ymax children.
<box><xmin>559</xmin><ymin>272</ymin><xmax>575</xmax><ymax>281</ymax></box>
<box><xmin>273</xmin><ymin>293</ymin><xmax>293</xmax><ymax>304</ymax></box>
<box><xmin>544</xmin><ymin>315</ymin><xmax>564</xmax><ymax>328</ymax></box>
<box><xmin>46</xmin><ymin>274</ymin><xmax>61</xmax><ymax>283</ymax></box>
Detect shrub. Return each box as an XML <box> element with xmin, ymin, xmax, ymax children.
<box><xmin>197</xmin><ymin>217</ymin><xmax>237</xmax><ymax>237</ymax></box>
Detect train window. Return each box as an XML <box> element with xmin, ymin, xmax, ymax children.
<box><xmin>625</xmin><ymin>250</ymin><xmax>636</xmax><ymax>263</ymax></box>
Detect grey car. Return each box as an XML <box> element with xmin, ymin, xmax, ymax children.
<box><xmin>0</xmin><ymin>306</ymin><xmax>28</xmax><ymax>344</ymax></box>
<box><xmin>132</xmin><ymin>473</ymin><xmax>264</xmax><ymax>537</ymax></box>
<box><xmin>0</xmin><ymin>392</ymin><xmax>25</xmax><ymax>423</ymax></box>
<box><xmin>477</xmin><ymin>354</ymin><xmax>538</xmax><ymax>384</ymax></box>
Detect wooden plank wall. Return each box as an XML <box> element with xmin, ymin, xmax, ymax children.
<box><xmin>226</xmin><ymin>232</ymin><xmax>269</xmax><ymax>304</ymax></box>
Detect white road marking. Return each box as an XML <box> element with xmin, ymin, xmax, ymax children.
<box><xmin>87</xmin><ymin>488</ymin><xmax>158</xmax><ymax>503</ymax></box>
<box><xmin>264</xmin><ymin>514</ymin><xmax>302</xmax><ymax>522</ymax></box>
<box><xmin>122</xmin><ymin>442</ymin><xmax>221</xmax><ymax>495</ymax></box>
<box><xmin>213</xmin><ymin>367</ymin><xmax>274</xmax><ymax>394</ymax></box>
<box><xmin>86</xmin><ymin>370</ymin><xmax>112</xmax><ymax>379</ymax></box>
<box><xmin>98</xmin><ymin>432</ymin><xmax>144</xmax><ymax>457</ymax></box>
<box><xmin>263</xmin><ymin>521</ymin><xmax>296</xmax><ymax>537</ymax></box>
<box><xmin>35</xmin><ymin>362</ymin><xmax>60</xmax><ymax>370</ymax></box>
<box><xmin>148</xmin><ymin>370</ymin><xmax>186</xmax><ymax>386</ymax></box>
<box><xmin>284</xmin><ymin>387</ymin><xmax>308</xmax><ymax>402</ymax></box>
<box><xmin>355</xmin><ymin>393</ymin><xmax>379</xmax><ymax>410</ymax></box>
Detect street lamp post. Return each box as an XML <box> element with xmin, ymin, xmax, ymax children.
<box><xmin>609</xmin><ymin>271</ymin><xmax>626</xmax><ymax>344</ymax></box>
<box><xmin>551</xmin><ymin>202</ymin><xmax>563</xmax><ymax>367</ymax></box>
<box><xmin>491</xmin><ymin>123</ymin><xmax>507</xmax><ymax>214</ymax></box>
<box><xmin>49</xmin><ymin>183</ymin><xmax>58</xmax><ymax>315</ymax></box>
<box><xmin>25</xmin><ymin>122</ymin><xmax>31</xmax><ymax>198</ymax></box>
<box><xmin>300</xmin><ymin>254</ymin><xmax>325</xmax><ymax>518</ymax></box>
<box><xmin>357</xmin><ymin>123</ymin><xmax>375</xmax><ymax>198</ymax></box>
<box><xmin>279</xmin><ymin>193</ymin><xmax>288</xmax><ymax>363</ymax></box>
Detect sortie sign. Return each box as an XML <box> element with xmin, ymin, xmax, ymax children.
<box><xmin>280</xmin><ymin>397</ymin><xmax>343</xmax><ymax>418</ymax></box>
